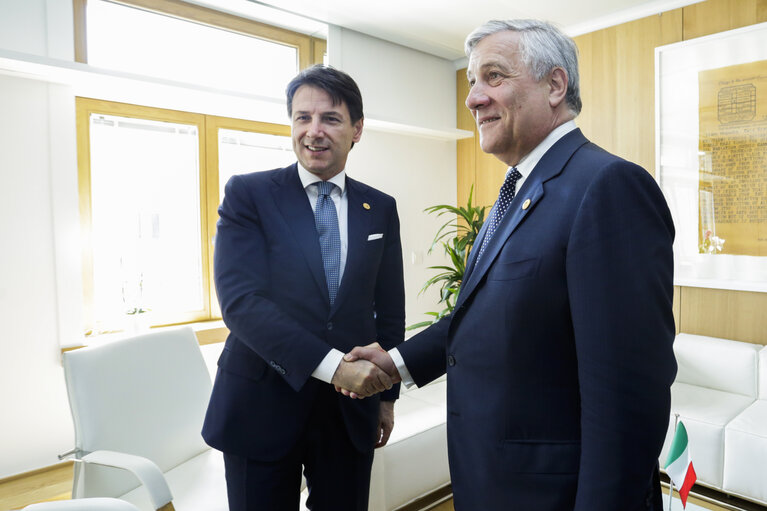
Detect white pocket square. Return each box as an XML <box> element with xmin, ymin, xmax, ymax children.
<box><xmin>367</xmin><ymin>233</ymin><xmax>384</xmax><ymax>241</ymax></box>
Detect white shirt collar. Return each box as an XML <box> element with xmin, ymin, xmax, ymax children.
<box><xmin>514</xmin><ymin>120</ymin><xmax>577</xmax><ymax>179</ymax></box>
<box><xmin>297</xmin><ymin>162</ymin><xmax>346</xmax><ymax>193</ymax></box>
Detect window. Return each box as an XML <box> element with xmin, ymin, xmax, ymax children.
<box><xmin>73</xmin><ymin>0</ymin><xmax>315</xmax><ymax>333</ymax></box>
<box><xmin>83</xmin><ymin>0</ymin><xmax>301</xmax><ymax>98</ymax></box>
<box><xmin>73</xmin><ymin>0</ymin><xmax>324</xmax><ymax>83</ymax></box>
<box><xmin>78</xmin><ymin>99</ymin><xmax>293</xmax><ymax>333</ymax></box>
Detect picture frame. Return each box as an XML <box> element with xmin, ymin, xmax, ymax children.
<box><xmin>655</xmin><ymin>21</ymin><xmax>767</xmax><ymax>292</ymax></box>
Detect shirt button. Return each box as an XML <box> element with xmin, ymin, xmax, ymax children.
<box><xmin>447</xmin><ymin>355</ymin><xmax>456</xmax><ymax>366</ymax></box>
<box><xmin>326</xmin><ymin>322</ymin><xmax>333</xmax><ymax>330</ymax></box>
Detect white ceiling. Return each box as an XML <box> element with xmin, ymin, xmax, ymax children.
<box><xmin>197</xmin><ymin>0</ymin><xmax>703</xmax><ymax>62</ymax></box>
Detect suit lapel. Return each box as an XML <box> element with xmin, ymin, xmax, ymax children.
<box><xmin>271</xmin><ymin>164</ymin><xmax>330</xmax><ymax>306</ymax></box>
<box><xmin>333</xmin><ymin>177</ymin><xmax>371</xmax><ymax>314</ymax></box>
<box><xmin>456</xmin><ymin>129</ymin><xmax>589</xmax><ymax>309</ymax></box>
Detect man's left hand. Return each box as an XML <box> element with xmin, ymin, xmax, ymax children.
<box><xmin>376</xmin><ymin>400</ymin><xmax>395</xmax><ymax>448</ymax></box>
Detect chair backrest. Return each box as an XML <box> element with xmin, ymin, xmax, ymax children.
<box><xmin>24</xmin><ymin>498</ymin><xmax>140</xmax><ymax>510</ymax></box>
<box><xmin>673</xmin><ymin>333</ymin><xmax>761</xmax><ymax>398</ymax></box>
<box><xmin>63</xmin><ymin>327</ymin><xmax>212</xmax><ymax>472</ymax></box>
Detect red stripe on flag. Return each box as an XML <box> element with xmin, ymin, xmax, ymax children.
<box><xmin>678</xmin><ymin>462</ymin><xmax>697</xmax><ymax>508</ymax></box>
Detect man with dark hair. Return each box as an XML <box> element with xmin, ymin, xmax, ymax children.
<box><xmin>344</xmin><ymin>20</ymin><xmax>676</xmax><ymax>510</ymax></box>
<box><xmin>203</xmin><ymin>64</ymin><xmax>405</xmax><ymax>511</ymax></box>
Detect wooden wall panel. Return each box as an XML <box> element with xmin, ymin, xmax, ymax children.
<box><xmin>680</xmin><ymin>287</ymin><xmax>767</xmax><ymax>343</ymax></box>
<box><xmin>682</xmin><ymin>0</ymin><xmax>767</xmax><ymax>40</ymax></box>
<box><xmin>574</xmin><ymin>10</ymin><xmax>683</xmax><ymax>176</ymax></box>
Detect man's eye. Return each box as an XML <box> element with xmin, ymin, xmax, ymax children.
<box><xmin>468</xmin><ymin>79</ymin><xmax>476</xmax><ymax>87</ymax></box>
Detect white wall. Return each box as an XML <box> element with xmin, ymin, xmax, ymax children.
<box><xmin>0</xmin><ymin>4</ymin><xmax>457</xmax><ymax>478</ymax></box>
<box><xmin>329</xmin><ymin>27</ymin><xmax>457</xmax><ymax>327</ymax></box>
<box><xmin>0</xmin><ymin>0</ymin><xmax>80</xmax><ymax>478</ymax></box>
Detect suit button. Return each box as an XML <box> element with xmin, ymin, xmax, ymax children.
<box><xmin>447</xmin><ymin>355</ymin><xmax>456</xmax><ymax>366</ymax></box>
<box><xmin>326</xmin><ymin>322</ymin><xmax>333</xmax><ymax>330</ymax></box>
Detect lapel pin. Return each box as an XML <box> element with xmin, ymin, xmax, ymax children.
<box><xmin>522</xmin><ymin>198</ymin><xmax>531</xmax><ymax>210</ymax></box>
<box><xmin>363</xmin><ymin>202</ymin><xmax>371</xmax><ymax>210</ymax></box>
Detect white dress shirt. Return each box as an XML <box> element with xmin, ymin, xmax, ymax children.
<box><xmin>390</xmin><ymin>120</ymin><xmax>578</xmax><ymax>388</ymax></box>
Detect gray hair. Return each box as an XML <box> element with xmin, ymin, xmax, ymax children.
<box><xmin>465</xmin><ymin>19</ymin><xmax>582</xmax><ymax>115</ymax></box>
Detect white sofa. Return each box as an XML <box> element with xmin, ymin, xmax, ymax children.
<box><xmin>659</xmin><ymin>333</ymin><xmax>766</xmax><ymax>506</ymax></box>
<box><xmin>369</xmin><ymin>377</ymin><xmax>450</xmax><ymax>511</ymax></box>
<box><xmin>722</xmin><ymin>345</ymin><xmax>767</xmax><ymax>505</ymax></box>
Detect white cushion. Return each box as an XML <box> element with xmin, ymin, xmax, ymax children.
<box><xmin>673</xmin><ymin>333</ymin><xmax>760</xmax><ymax>397</ymax></box>
<box><xmin>760</xmin><ymin>347</ymin><xmax>767</xmax><ymax>399</ymax></box>
<box><xmin>660</xmin><ymin>382</ymin><xmax>755</xmax><ymax>488</ymax></box>
<box><xmin>120</xmin><ymin>449</ymin><xmax>227</xmax><ymax>511</ymax></box>
<box><xmin>723</xmin><ymin>400</ymin><xmax>767</xmax><ymax>505</ymax></box>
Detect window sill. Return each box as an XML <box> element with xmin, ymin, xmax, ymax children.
<box><xmin>61</xmin><ymin>320</ymin><xmax>228</xmax><ymax>353</ymax></box>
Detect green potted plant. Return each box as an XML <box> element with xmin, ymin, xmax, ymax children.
<box><xmin>408</xmin><ymin>186</ymin><xmax>488</xmax><ymax>330</ymax></box>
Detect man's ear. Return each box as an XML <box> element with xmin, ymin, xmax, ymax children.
<box><xmin>548</xmin><ymin>67</ymin><xmax>568</xmax><ymax>109</ymax></box>
<box><xmin>352</xmin><ymin>118</ymin><xmax>364</xmax><ymax>143</ymax></box>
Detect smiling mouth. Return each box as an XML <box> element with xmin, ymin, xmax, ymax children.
<box><xmin>306</xmin><ymin>145</ymin><xmax>328</xmax><ymax>153</ymax></box>
<box><xmin>479</xmin><ymin>117</ymin><xmax>500</xmax><ymax>126</ymax></box>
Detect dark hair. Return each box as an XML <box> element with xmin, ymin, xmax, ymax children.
<box><xmin>286</xmin><ymin>64</ymin><xmax>364</xmax><ymax>123</ymax></box>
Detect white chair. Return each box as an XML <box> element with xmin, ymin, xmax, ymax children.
<box><xmin>24</xmin><ymin>498</ymin><xmax>140</xmax><ymax>510</ymax></box>
<box><xmin>61</xmin><ymin>327</ymin><xmax>227</xmax><ymax>511</ymax></box>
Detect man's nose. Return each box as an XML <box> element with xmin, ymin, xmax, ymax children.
<box><xmin>307</xmin><ymin>118</ymin><xmax>324</xmax><ymax>138</ymax></box>
<box><xmin>466</xmin><ymin>84</ymin><xmax>489</xmax><ymax>111</ymax></box>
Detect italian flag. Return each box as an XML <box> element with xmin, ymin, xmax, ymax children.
<box><xmin>664</xmin><ymin>421</ymin><xmax>697</xmax><ymax>508</ymax></box>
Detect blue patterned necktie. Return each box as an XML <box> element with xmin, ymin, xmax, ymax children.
<box><xmin>314</xmin><ymin>181</ymin><xmax>341</xmax><ymax>304</ymax></box>
<box><xmin>476</xmin><ymin>167</ymin><xmax>522</xmax><ymax>262</ymax></box>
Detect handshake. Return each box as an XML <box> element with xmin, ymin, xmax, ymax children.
<box><xmin>330</xmin><ymin>343</ymin><xmax>400</xmax><ymax>399</ymax></box>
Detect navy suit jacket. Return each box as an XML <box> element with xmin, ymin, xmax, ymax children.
<box><xmin>202</xmin><ymin>163</ymin><xmax>405</xmax><ymax>461</ymax></box>
<box><xmin>398</xmin><ymin>129</ymin><xmax>677</xmax><ymax>511</ymax></box>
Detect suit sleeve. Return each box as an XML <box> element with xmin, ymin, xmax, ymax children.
<box><xmin>397</xmin><ymin>314</ymin><xmax>451</xmax><ymax>388</ymax></box>
<box><xmin>566</xmin><ymin>162</ymin><xmax>677</xmax><ymax>510</ymax></box>
<box><xmin>214</xmin><ymin>175</ymin><xmax>330</xmax><ymax>392</ymax></box>
<box><xmin>374</xmin><ymin>201</ymin><xmax>406</xmax><ymax>401</ymax></box>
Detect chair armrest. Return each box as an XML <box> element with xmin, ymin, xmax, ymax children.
<box><xmin>80</xmin><ymin>450</ymin><xmax>173</xmax><ymax>510</ymax></box>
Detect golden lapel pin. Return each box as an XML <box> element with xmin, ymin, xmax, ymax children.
<box><xmin>363</xmin><ymin>202</ymin><xmax>371</xmax><ymax>210</ymax></box>
<box><xmin>522</xmin><ymin>198</ymin><xmax>531</xmax><ymax>210</ymax></box>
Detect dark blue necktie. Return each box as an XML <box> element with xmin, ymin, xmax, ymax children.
<box><xmin>314</xmin><ymin>181</ymin><xmax>341</xmax><ymax>304</ymax></box>
<box><xmin>476</xmin><ymin>167</ymin><xmax>522</xmax><ymax>262</ymax></box>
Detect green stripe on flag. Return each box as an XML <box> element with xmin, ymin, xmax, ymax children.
<box><xmin>665</xmin><ymin>421</ymin><xmax>689</xmax><ymax>468</ymax></box>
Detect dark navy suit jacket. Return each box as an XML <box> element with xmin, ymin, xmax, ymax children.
<box><xmin>202</xmin><ymin>163</ymin><xmax>405</xmax><ymax>461</ymax></box>
<box><xmin>399</xmin><ymin>129</ymin><xmax>677</xmax><ymax>511</ymax></box>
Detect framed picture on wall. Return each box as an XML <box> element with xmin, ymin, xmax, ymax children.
<box><xmin>656</xmin><ymin>21</ymin><xmax>767</xmax><ymax>293</ymax></box>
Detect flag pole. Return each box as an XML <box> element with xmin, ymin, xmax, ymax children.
<box><xmin>668</xmin><ymin>413</ymin><xmax>680</xmax><ymax>511</ymax></box>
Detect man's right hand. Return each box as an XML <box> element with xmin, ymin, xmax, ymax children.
<box><xmin>330</xmin><ymin>357</ymin><xmax>393</xmax><ymax>398</ymax></box>
<box><xmin>338</xmin><ymin>343</ymin><xmax>401</xmax><ymax>398</ymax></box>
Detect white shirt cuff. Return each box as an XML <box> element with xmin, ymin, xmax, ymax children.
<box><xmin>312</xmin><ymin>348</ymin><xmax>345</xmax><ymax>384</ymax></box>
<box><xmin>389</xmin><ymin>347</ymin><xmax>416</xmax><ymax>388</ymax></box>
